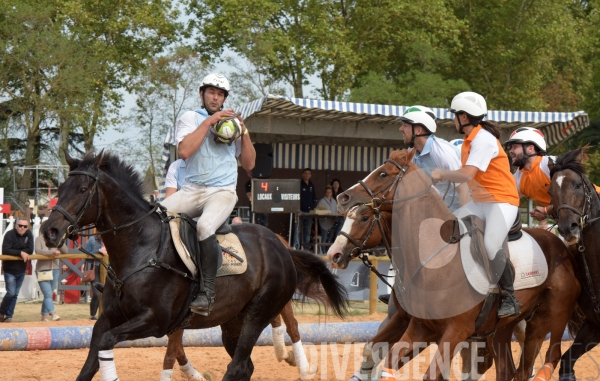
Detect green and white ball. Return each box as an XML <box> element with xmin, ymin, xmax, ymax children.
<box><xmin>217</xmin><ymin>120</ymin><xmax>237</xmax><ymax>143</ymax></box>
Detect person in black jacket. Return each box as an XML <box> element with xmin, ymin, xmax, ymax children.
<box><xmin>293</xmin><ymin>168</ymin><xmax>317</xmax><ymax>250</ymax></box>
<box><xmin>0</xmin><ymin>218</ymin><xmax>34</xmax><ymax>322</ymax></box>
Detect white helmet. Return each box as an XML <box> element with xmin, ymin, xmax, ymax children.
<box><xmin>504</xmin><ymin>127</ymin><xmax>547</xmax><ymax>152</ymax></box>
<box><xmin>449</xmin><ymin>91</ymin><xmax>487</xmax><ymax>117</ymax></box>
<box><xmin>397</xmin><ymin>105</ymin><xmax>437</xmax><ymax>133</ymax></box>
<box><xmin>199</xmin><ymin>73</ymin><xmax>230</xmax><ymax>96</ymax></box>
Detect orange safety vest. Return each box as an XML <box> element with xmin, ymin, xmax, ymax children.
<box><xmin>462</xmin><ymin>126</ymin><xmax>520</xmax><ymax>206</ymax></box>
<box><xmin>517</xmin><ymin>156</ymin><xmax>552</xmax><ymax>207</ymax></box>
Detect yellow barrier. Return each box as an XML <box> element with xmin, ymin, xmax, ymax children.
<box><xmin>1</xmin><ymin>254</ymin><xmax>391</xmax><ymax>315</ymax></box>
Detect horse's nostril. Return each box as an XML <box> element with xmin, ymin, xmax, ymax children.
<box><xmin>570</xmin><ymin>222</ymin><xmax>579</xmax><ymax>232</ymax></box>
<box><xmin>333</xmin><ymin>253</ymin><xmax>342</xmax><ymax>263</ymax></box>
<box><xmin>340</xmin><ymin>194</ymin><xmax>350</xmax><ymax>204</ymax></box>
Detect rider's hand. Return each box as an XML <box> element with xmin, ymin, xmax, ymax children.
<box><xmin>431</xmin><ymin>169</ymin><xmax>443</xmax><ymax>182</ymax></box>
<box><xmin>529</xmin><ymin>206</ymin><xmax>547</xmax><ymax>221</ymax></box>
<box><xmin>209</xmin><ymin>109</ymin><xmax>235</xmax><ymax>125</ymax></box>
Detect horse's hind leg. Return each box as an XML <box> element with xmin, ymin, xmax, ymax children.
<box><xmin>278</xmin><ymin>300</ymin><xmax>317</xmax><ymax>379</ymax></box>
<box><xmin>559</xmin><ymin>319</ymin><xmax>600</xmax><ymax>381</ymax></box>
<box><xmin>161</xmin><ymin>330</ymin><xmax>205</xmax><ymax>381</ymax></box>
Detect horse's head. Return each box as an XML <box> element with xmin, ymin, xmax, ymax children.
<box><xmin>42</xmin><ymin>151</ymin><xmax>106</xmax><ymax>248</ymax></box>
<box><xmin>327</xmin><ymin>205</ymin><xmax>390</xmax><ymax>269</ymax></box>
<box><xmin>337</xmin><ymin>149</ymin><xmax>416</xmax><ymax>214</ymax></box>
<box><xmin>548</xmin><ymin>147</ymin><xmax>596</xmax><ymax>245</ymax></box>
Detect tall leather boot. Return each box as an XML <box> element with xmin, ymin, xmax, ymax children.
<box><xmin>190</xmin><ymin>234</ymin><xmax>220</xmax><ymax>316</ymax></box>
<box><xmin>493</xmin><ymin>249</ymin><xmax>520</xmax><ymax>318</ymax></box>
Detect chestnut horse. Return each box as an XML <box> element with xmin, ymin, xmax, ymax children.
<box><xmin>547</xmin><ymin>147</ymin><xmax>600</xmax><ymax>381</ymax></box>
<box><xmin>336</xmin><ymin>149</ymin><xmax>580</xmax><ymax>381</ymax></box>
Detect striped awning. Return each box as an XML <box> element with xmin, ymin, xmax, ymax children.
<box><xmin>240</xmin><ymin>95</ymin><xmax>589</xmax><ymax>146</ymax></box>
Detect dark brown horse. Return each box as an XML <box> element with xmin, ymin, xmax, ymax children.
<box><xmin>41</xmin><ymin>152</ymin><xmax>347</xmax><ymax>381</ymax></box>
<box><xmin>548</xmin><ymin>147</ymin><xmax>600</xmax><ymax>381</ymax></box>
<box><xmin>336</xmin><ymin>149</ymin><xmax>580</xmax><ymax>381</ymax></box>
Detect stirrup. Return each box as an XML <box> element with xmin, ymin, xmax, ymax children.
<box><xmin>189</xmin><ymin>292</ymin><xmax>215</xmax><ymax>316</ymax></box>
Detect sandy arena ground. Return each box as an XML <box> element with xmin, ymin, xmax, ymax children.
<box><xmin>1</xmin><ymin>302</ymin><xmax>600</xmax><ymax>380</ymax></box>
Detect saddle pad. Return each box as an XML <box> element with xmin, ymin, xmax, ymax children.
<box><xmin>460</xmin><ymin>221</ymin><xmax>548</xmax><ymax>295</ymax></box>
<box><xmin>168</xmin><ymin>214</ymin><xmax>247</xmax><ymax>278</ymax></box>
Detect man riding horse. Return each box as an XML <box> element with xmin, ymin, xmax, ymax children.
<box><xmin>161</xmin><ymin>73</ymin><xmax>256</xmax><ymax>316</ymax></box>
<box><xmin>431</xmin><ymin>91</ymin><xmax>520</xmax><ymax>318</ymax></box>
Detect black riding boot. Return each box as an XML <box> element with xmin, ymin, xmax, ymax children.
<box><xmin>190</xmin><ymin>234</ymin><xmax>220</xmax><ymax>316</ymax></box>
<box><xmin>492</xmin><ymin>249</ymin><xmax>520</xmax><ymax>318</ymax></box>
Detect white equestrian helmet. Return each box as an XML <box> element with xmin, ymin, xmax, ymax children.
<box><xmin>504</xmin><ymin>127</ymin><xmax>547</xmax><ymax>152</ymax></box>
<box><xmin>449</xmin><ymin>92</ymin><xmax>487</xmax><ymax>117</ymax></box>
<box><xmin>199</xmin><ymin>73</ymin><xmax>230</xmax><ymax>95</ymax></box>
<box><xmin>397</xmin><ymin>105</ymin><xmax>437</xmax><ymax>133</ymax></box>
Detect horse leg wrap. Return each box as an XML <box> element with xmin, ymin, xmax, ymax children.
<box><xmin>159</xmin><ymin>369</ymin><xmax>173</xmax><ymax>381</ymax></box>
<box><xmin>293</xmin><ymin>340</ymin><xmax>316</xmax><ymax>379</ymax></box>
<box><xmin>98</xmin><ymin>349</ymin><xmax>119</xmax><ymax>381</ymax></box>
<box><xmin>272</xmin><ymin>325</ymin><xmax>288</xmax><ymax>361</ymax></box>
<box><xmin>179</xmin><ymin>360</ymin><xmax>204</xmax><ymax>380</ymax></box>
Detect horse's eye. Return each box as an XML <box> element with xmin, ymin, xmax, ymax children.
<box><xmin>379</xmin><ymin>172</ymin><xmax>388</xmax><ymax>178</ymax></box>
<box><xmin>361</xmin><ymin>215</ymin><xmax>369</xmax><ymax>222</ymax></box>
<box><xmin>79</xmin><ymin>187</ymin><xmax>88</xmax><ymax>194</ymax></box>
<box><xmin>574</xmin><ymin>183</ymin><xmax>582</xmax><ymax>190</ymax></box>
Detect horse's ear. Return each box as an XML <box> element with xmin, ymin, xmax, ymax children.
<box><xmin>548</xmin><ymin>157</ymin><xmax>555</xmax><ymax>172</ymax></box>
<box><xmin>64</xmin><ymin>151</ymin><xmax>79</xmax><ymax>171</ymax></box>
<box><xmin>94</xmin><ymin>149</ymin><xmax>106</xmax><ymax>169</ymax></box>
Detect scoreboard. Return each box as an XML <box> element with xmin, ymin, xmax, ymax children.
<box><xmin>251</xmin><ymin>179</ymin><xmax>301</xmax><ymax>213</ymax></box>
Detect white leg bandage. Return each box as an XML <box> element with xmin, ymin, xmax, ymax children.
<box><xmin>159</xmin><ymin>369</ymin><xmax>173</xmax><ymax>381</ymax></box>
<box><xmin>98</xmin><ymin>349</ymin><xmax>119</xmax><ymax>381</ymax></box>
<box><xmin>293</xmin><ymin>340</ymin><xmax>316</xmax><ymax>380</ymax></box>
<box><xmin>179</xmin><ymin>360</ymin><xmax>204</xmax><ymax>380</ymax></box>
<box><xmin>272</xmin><ymin>325</ymin><xmax>288</xmax><ymax>361</ymax></box>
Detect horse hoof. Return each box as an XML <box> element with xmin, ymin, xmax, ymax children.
<box><xmin>203</xmin><ymin>371</ymin><xmax>216</xmax><ymax>381</ymax></box>
<box><xmin>285</xmin><ymin>349</ymin><xmax>296</xmax><ymax>366</ymax></box>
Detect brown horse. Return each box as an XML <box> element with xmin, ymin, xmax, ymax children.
<box><xmin>547</xmin><ymin>147</ymin><xmax>600</xmax><ymax>381</ymax></box>
<box><xmin>160</xmin><ymin>233</ymin><xmax>318</xmax><ymax>380</ymax></box>
<box><xmin>336</xmin><ymin>149</ymin><xmax>580</xmax><ymax>381</ymax></box>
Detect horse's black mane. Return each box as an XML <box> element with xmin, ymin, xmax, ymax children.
<box><xmin>77</xmin><ymin>152</ymin><xmax>148</xmax><ymax>203</ymax></box>
<box><xmin>549</xmin><ymin>148</ymin><xmax>587</xmax><ymax>178</ymax></box>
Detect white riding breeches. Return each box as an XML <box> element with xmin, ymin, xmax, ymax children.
<box><xmin>161</xmin><ymin>183</ymin><xmax>238</xmax><ymax>240</ymax></box>
<box><xmin>454</xmin><ymin>201</ymin><xmax>518</xmax><ymax>260</ymax></box>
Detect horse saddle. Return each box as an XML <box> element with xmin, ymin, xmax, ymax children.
<box><xmin>458</xmin><ymin>213</ymin><xmax>548</xmax><ymax>295</ymax></box>
<box><xmin>167</xmin><ymin>212</ymin><xmax>248</xmax><ymax>278</ymax></box>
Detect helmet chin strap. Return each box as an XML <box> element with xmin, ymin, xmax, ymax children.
<box><xmin>456</xmin><ymin>113</ymin><xmax>475</xmax><ymax>134</ymax></box>
<box><xmin>409</xmin><ymin>125</ymin><xmax>431</xmax><ymax>148</ymax></box>
<box><xmin>515</xmin><ymin>143</ymin><xmax>536</xmax><ymax>169</ymax></box>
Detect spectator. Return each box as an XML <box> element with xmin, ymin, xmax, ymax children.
<box><xmin>316</xmin><ymin>186</ymin><xmax>339</xmax><ymax>244</ymax></box>
<box><xmin>245</xmin><ymin>179</ymin><xmax>268</xmax><ymax>227</ymax></box>
<box><xmin>294</xmin><ymin>168</ymin><xmax>317</xmax><ymax>250</ymax></box>
<box><xmin>85</xmin><ymin>236</ymin><xmax>107</xmax><ymax>320</ymax></box>
<box><xmin>0</xmin><ymin>218</ymin><xmax>33</xmax><ymax>322</ymax></box>
<box><xmin>330</xmin><ymin>178</ymin><xmax>344</xmax><ymax>198</ymax></box>
<box><xmin>330</xmin><ymin>178</ymin><xmax>345</xmax><ymax>236</ymax></box>
<box><xmin>35</xmin><ymin>221</ymin><xmax>67</xmax><ymax>321</ymax></box>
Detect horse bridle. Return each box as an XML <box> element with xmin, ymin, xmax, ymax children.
<box><xmin>340</xmin><ymin>206</ymin><xmax>392</xmax><ymax>260</ymax></box>
<box><xmin>357</xmin><ymin>159</ymin><xmax>409</xmax><ymax>208</ymax></box>
<box><xmin>555</xmin><ymin>172</ymin><xmax>600</xmax><ymax>251</ymax></box>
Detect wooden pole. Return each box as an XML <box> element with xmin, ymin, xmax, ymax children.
<box><xmin>98</xmin><ymin>255</ymin><xmax>108</xmax><ymax>317</ymax></box>
<box><xmin>369</xmin><ymin>258</ymin><xmax>378</xmax><ymax>315</ymax></box>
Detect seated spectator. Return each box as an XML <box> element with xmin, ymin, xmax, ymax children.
<box><xmin>0</xmin><ymin>218</ymin><xmax>33</xmax><ymax>323</ymax></box>
<box><xmin>316</xmin><ymin>186</ymin><xmax>339</xmax><ymax>244</ymax></box>
<box><xmin>35</xmin><ymin>221</ymin><xmax>67</xmax><ymax>321</ymax></box>
<box><xmin>330</xmin><ymin>178</ymin><xmax>345</xmax><ymax>236</ymax></box>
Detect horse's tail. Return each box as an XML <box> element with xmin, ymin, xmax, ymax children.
<box><xmin>287</xmin><ymin>248</ymin><xmax>349</xmax><ymax>318</ymax></box>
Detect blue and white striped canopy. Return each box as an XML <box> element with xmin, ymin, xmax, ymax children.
<box><xmin>158</xmin><ymin>95</ymin><xmax>589</xmax><ymax>200</ymax></box>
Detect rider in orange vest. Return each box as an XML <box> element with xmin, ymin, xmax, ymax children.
<box><xmin>432</xmin><ymin>91</ymin><xmax>520</xmax><ymax>318</ymax></box>
<box><xmin>504</xmin><ymin>127</ymin><xmax>555</xmax><ymax>221</ymax></box>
